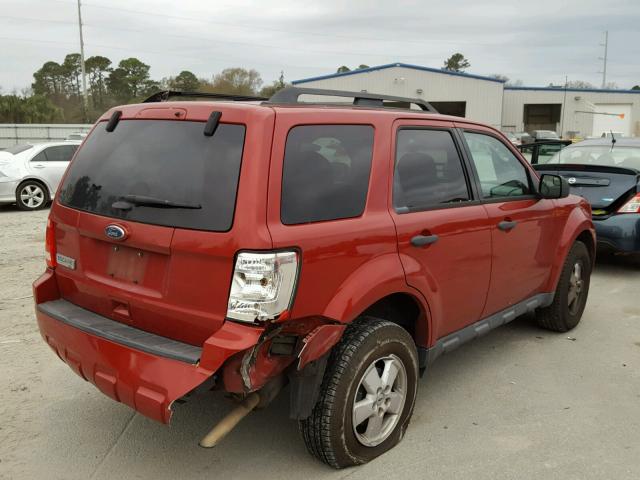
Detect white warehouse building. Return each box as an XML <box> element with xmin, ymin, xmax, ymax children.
<box><xmin>292</xmin><ymin>63</ymin><xmax>640</xmax><ymax>138</ymax></box>
<box><xmin>502</xmin><ymin>86</ymin><xmax>640</xmax><ymax>138</ymax></box>
<box><xmin>292</xmin><ymin>63</ymin><xmax>505</xmax><ymax>128</ymax></box>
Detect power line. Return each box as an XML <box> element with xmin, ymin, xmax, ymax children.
<box><xmin>0</xmin><ymin>14</ymin><xmax>437</xmax><ymax>59</ymax></box>
<box><xmin>19</xmin><ymin>0</ymin><xmax>499</xmax><ymax>48</ymax></box>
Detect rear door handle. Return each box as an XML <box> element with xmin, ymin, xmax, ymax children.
<box><xmin>33</xmin><ymin>164</ymin><xmax>45</xmax><ymax>169</ymax></box>
<box><xmin>498</xmin><ymin>220</ymin><xmax>518</xmax><ymax>231</ymax></box>
<box><xmin>411</xmin><ymin>234</ymin><xmax>439</xmax><ymax>247</ymax></box>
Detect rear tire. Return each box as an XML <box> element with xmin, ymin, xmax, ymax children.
<box><xmin>299</xmin><ymin>317</ymin><xmax>418</xmax><ymax>469</ymax></box>
<box><xmin>536</xmin><ymin>241</ymin><xmax>591</xmax><ymax>332</ymax></box>
<box><xmin>16</xmin><ymin>180</ymin><xmax>49</xmax><ymax>211</ymax></box>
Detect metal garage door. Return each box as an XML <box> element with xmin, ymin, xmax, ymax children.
<box><xmin>592</xmin><ymin>104</ymin><xmax>632</xmax><ymax>137</ymax></box>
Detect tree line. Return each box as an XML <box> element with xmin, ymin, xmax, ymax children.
<box><xmin>0</xmin><ymin>53</ymin><xmax>287</xmax><ymax>123</ymax></box>
<box><xmin>2</xmin><ymin>51</ymin><xmax>637</xmax><ymax>124</ymax></box>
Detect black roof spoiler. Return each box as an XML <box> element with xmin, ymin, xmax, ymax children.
<box><xmin>143</xmin><ymin>90</ymin><xmax>267</xmax><ymax>103</ymax></box>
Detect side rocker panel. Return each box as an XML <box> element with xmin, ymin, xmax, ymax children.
<box><xmin>424</xmin><ymin>292</ymin><xmax>554</xmax><ymax>364</ymax></box>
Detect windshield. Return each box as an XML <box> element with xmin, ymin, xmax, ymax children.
<box><xmin>59</xmin><ymin>119</ymin><xmax>246</xmax><ymax>231</ymax></box>
<box><xmin>543</xmin><ymin>145</ymin><xmax>640</xmax><ymax>170</ymax></box>
<box><xmin>5</xmin><ymin>144</ymin><xmax>33</xmax><ymax>155</ymax></box>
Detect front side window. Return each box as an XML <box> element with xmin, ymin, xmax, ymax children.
<box><xmin>463</xmin><ymin>132</ymin><xmax>532</xmax><ymax>198</ymax></box>
<box><xmin>393</xmin><ymin>129</ymin><xmax>470</xmax><ymax>212</ymax></box>
<box><xmin>281</xmin><ymin>125</ymin><xmax>374</xmax><ymax>225</ymax></box>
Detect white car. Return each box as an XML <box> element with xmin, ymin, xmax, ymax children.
<box><xmin>0</xmin><ymin>141</ymin><xmax>81</xmax><ymax>210</ymax></box>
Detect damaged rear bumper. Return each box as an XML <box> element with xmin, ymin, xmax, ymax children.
<box><xmin>34</xmin><ymin>270</ymin><xmax>263</xmax><ymax>424</ymax></box>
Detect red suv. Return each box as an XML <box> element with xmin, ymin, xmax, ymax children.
<box><xmin>33</xmin><ymin>87</ymin><xmax>595</xmax><ymax>468</ymax></box>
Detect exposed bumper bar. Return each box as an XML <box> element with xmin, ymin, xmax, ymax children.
<box><xmin>38</xmin><ymin>300</ymin><xmax>202</xmax><ymax>364</ymax></box>
<box><xmin>34</xmin><ymin>270</ymin><xmax>264</xmax><ymax>424</ymax></box>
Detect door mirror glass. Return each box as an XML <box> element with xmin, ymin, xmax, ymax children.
<box><xmin>539</xmin><ymin>174</ymin><xmax>569</xmax><ymax>199</ymax></box>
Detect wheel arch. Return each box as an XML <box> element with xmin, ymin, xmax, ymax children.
<box><xmin>358</xmin><ymin>292</ymin><xmax>429</xmax><ymax>348</ymax></box>
<box><xmin>546</xmin><ymin>208</ymin><xmax>595</xmax><ymax>293</ymax></box>
<box><xmin>16</xmin><ymin>176</ymin><xmax>54</xmax><ymax>199</ymax></box>
<box><xmin>319</xmin><ymin>253</ymin><xmax>431</xmax><ymax>348</ymax></box>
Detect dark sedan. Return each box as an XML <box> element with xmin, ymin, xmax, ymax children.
<box><xmin>533</xmin><ymin>138</ymin><xmax>640</xmax><ymax>254</ymax></box>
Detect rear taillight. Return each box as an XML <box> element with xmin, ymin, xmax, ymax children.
<box><xmin>45</xmin><ymin>218</ymin><xmax>57</xmax><ymax>268</ymax></box>
<box><xmin>618</xmin><ymin>193</ymin><xmax>640</xmax><ymax>214</ymax></box>
<box><xmin>227</xmin><ymin>251</ymin><xmax>299</xmax><ymax>323</ymax></box>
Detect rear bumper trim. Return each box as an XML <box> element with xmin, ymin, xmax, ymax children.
<box><xmin>38</xmin><ymin>299</ymin><xmax>202</xmax><ymax>364</ymax></box>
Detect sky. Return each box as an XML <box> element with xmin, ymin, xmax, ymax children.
<box><xmin>1</xmin><ymin>0</ymin><xmax>639</xmax><ymax>93</ymax></box>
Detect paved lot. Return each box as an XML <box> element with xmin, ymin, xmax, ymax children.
<box><xmin>1</xmin><ymin>205</ymin><xmax>639</xmax><ymax>480</ymax></box>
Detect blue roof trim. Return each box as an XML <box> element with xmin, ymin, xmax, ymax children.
<box><xmin>505</xmin><ymin>86</ymin><xmax>640</xmax><ymax>94</ymax></box>
<box><xmin>292</xmin><ymin>62</ymin><xmax>506</xmax><ymax>85</ymax></box>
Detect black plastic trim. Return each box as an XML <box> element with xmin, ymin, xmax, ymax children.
<box><xmin>105</xmin><ymin>110</ymin><xmax>122</xmax><ymax>132</ymax></box>
<box><xmin>203</xmin><ymin>111</ymin><xmax>222</xmax><ymax>137</ymax></box>
<box><xmin>38</xmin><ymin>299</ymin><xmax>202</xmax><ymax>364</ymax></box>
<box><xmin>424</xmin><ymin>293</ymin><xmax>554</xmax><ymax>365</ymax></box>
<box><xmin>288</xmin><ymin>353</ymin><xmax>329</xmax><ymax>420</ymax></box>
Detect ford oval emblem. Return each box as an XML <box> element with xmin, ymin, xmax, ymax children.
<box><xmin>567</xmin><ymin>177</ymin><xmax>577</xmax><ymax>185</ymax></box>
<box><xmin>105</xmin><ymin>224</ymin><xmax>127</xmax><ymax>241</ymax></box>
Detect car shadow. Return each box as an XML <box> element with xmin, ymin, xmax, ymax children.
<box><xmin>0</xmin><ymin>203</ymin><xmax>50</xmax><ymax>214</ymax></box>
<box><xmin>594</xmin><ymin>250</ymin><xmax>640</xmax><ymax>272</ymax></box>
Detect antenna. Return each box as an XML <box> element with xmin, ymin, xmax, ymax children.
<box><xmin>598</xmin><ymin>31</ymin><xmax>609</xmax><ymax>89</ymax></box>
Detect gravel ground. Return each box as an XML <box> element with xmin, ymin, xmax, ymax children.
<box><xmin>0</xmin><ymin>205</ymin><xmax>639</xmax><ymax>480</ymax></box>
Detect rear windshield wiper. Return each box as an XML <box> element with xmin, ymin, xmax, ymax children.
<box><xmin>112</xmin><ymin>194</ymin><xmax>201</xmax><ymax>210</ymax></box>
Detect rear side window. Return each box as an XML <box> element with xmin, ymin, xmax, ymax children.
<box><xmin>59</xmin><ymin>120</ymin><xmax>245</xmax><ymax>232</ymax></box>
<box><xmin>37</xmin><ymin>145</ymin><xmax>78</xmax><ymax>162</ymax></box>
<box><xmin>393</xmin><ymin>129</ymin><xmax>470</xmax><ymax>212</ymax></box>
<box><xmin>281</xmin><ymin>125</ymin><xmax>374</xmax><ymax>225</ymax></box>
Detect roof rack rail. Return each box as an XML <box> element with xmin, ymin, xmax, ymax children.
<box><xmin>143</xmin><ymin>90</ymin><xmax>267</xmax><ymax>103</ymax></box>
<box><xmin>267</xmin><ymin>86</ymin><xmax>438</xmax><ymax>113</ymax></box>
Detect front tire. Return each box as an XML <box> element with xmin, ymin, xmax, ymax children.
<box><xmin>16</xmin><ymin>180</ymin><xmax>49</xmax><ymax>211</ymax></box>
<box><xmin>536</xmin><ymin>241</ymin><xmax>591</xmax><ymax>332</ymax></box>
<box><xmin>299</xmin><ymin>317</ymin><xmax>419</xmax><ymax>469</ymax></box>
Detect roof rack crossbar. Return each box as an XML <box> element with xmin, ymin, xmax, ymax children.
<box><xmin>267</xmin><ymin>87</ymin><xmax>438</xmax><ymax>113</ymax></box>
<box><xmin>143</xmin><ymin>90</ymin><xmax>267</xmax><ymax>103</ymax></box>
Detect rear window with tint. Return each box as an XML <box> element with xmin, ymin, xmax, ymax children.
<box><xmin>59</xmin><ymin>120</ymin><xmax>245</xmax><ymax>231</ymax></box>
<box><xmin>281</xmin><ymin>125</ymin><xmax>374</xmax><ymax>225</ymax></box>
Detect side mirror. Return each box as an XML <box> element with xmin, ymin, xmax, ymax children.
<box><xmin>539</xmin><ymin>174</ymin><xmax>570</xmax><ymax>199</ymax></box>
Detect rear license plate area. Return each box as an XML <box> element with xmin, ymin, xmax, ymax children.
<box><xmin>107</xmin><ymin>245</ymin><xmax>149</xmax><ymax>284</ymax></box>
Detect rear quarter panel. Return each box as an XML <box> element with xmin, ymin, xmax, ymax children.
<box><xmin>266</xmin><ymin>109</ymin><xmax>429</xmax><ymax>339</ymax></box>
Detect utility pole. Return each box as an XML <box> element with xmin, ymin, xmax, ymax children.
<box><xmin>599</xmin><ymin>30</ymin><xmax>608</xmax><ymax>89</ymax></box>
<box><xmin>77</xmin><ymin>0</ymin><xmax>88</xmax><ymax>120</ymax></box>
<box><xmin>560</xmin><ymin>75</ymin><xmax>568</xmax><ymax>138</ymax></box>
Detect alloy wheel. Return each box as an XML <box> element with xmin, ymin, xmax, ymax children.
<box><xmin>19</xmin><ymin>184</ymin><xmax>45</xmax><ymax>209</ymax></box>
<box><xmin>352</xmin><ymin>354</ymin><xmax>408</xmax><ymax>447</ymax></box>
<box><xmin>567</xmin><ymin>261</ymin><xmax>584</xmax><ymax>315</ymax></box>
